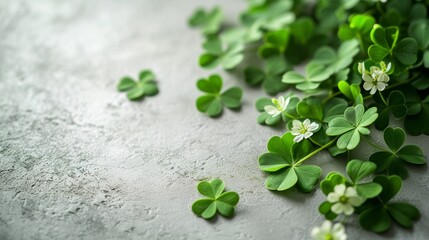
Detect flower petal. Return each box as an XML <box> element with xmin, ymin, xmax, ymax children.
<box><xmin>370</xmin><ymin>86</ymin><xmax>377</xmax><ymax>95</ymax></box>
<box><xmin>327</xmin><ymin>192</ymin><xmax>340</xmax><ymax>203</ymax></box>
<box><xmin>363</xmin><ymin>81</ymin><xmax>373</xmax><ymax>91</ymax></box>
<box><xmin>362</xmin><ymin>74</ymin><xmax>373</xmax><ymax>83</ymax></box>
<box><xmin>308</xmin><ymin>122</ymin><xmax>319</xmax><ymax>131</ymax></box>
<box><xmin>331</xmin><ymin>203</ymin><xmax>344</xmax><ymax>214</ymax></box>
<box><xmin>345</xmin><ymin>187</ymin><xmax>357</xmax><ymax>197</ymax></box>
<box><xmin>348</xmin><ymin>196</ymin><xmax>363</xmax><ymax>206</ymax></box>
<box><xmin>376</xmin><ymin>82</ymin><xmax>387</xmax><ymax>91</ymax></box>
<box><xmin>264</xmin><ymin>105</ymin><xmax>279</xmax><ymax>116</ymax></box>
<box><xmin>304</xmin><ymin>131</ymin><xmax>313</xmax><ymax>139</ymax></box>
<box><xmin>334</xmin><ymin>184</ymin><xmax>346</xmax><ymax>195</ymax></box>
<box><xmin>343</xmin><ymin>204</ymin><xmax>354</xmax><ymax>215</ymax></box>
<box><xmin>293</xmin><ymin>134</ymin><xmax>304</xmax><ymax>143</ymax></box>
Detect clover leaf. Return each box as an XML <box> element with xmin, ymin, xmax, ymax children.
<box><xmin>402</xmin><ymin>87</ymin><xmax>429</xmax><ymax>135</ymax></box>
<box><xmin>117</xmin><ymin>70</ymin><xmax>159</xmax><ymax>100</ymax></box>
<box><xmin>312</xmin><ymin>40</ymin><xmax>360</xmax><ymax>75</ymax></box>
<box><xmin>188</xmin><ymin>7</ymin><xmax>223</xmax><ymax>35</ymax></box>
<box><xmin>258</xmin><ymin>132</ymin><xmax>322</xmax><ymax>192</ymax></box>
<box><xmin>289</xmin><ymin>17</ymin><xmax>315</xmax><ymax>45</ymax></box>
<box><xmin>359</xmin><ymin>175</ymin><xmax>420</xmax><ymax>233</ymax></box>
<box><xmin>196</xmin><ymin>74</ymin><xmax>242</xmax><ymax>117</ymax></box>
<box><xmin>282</xmin><ymin>62</ymin><xmax>333</xmax><ymax>91</ymax></box>
<box><xmin>326</xmin><ymin>104</ymin><xmax>378</xmax><ymax>150</ymax></box>
<box><xmin>245</xmin><ymin>56</ymin><xmax>291</xmax><ymax>94</ymax></box>
<box><xmin>192</xmin><ymin>179</ymin><xmax>239</xmax><ymax>219</ymax></box>
<box><xmin>337</xmin><ymin>80</ymin><xmax>363</xmax><ymax>105</ymax></box>
<box><xmin>255</xmin><ymin>95</ymin><xmax>299</xmax><ymax>126</ymax></box>
<box><xmin>338</xmin><ymin>14</ymin><xmax>375</xmax><ymax>52</ymax></box>
<box><xmin>369</xmin><ymin>127</ymin><xmax>426</xmax><ymax>179</ymax></box>
<box><xmin>199</xmin><ymin>37</ymin><xmax>244</xmax><ymax>70</ymax></box>
<box><xmin>372</xmin><ymin>90</ymin><xmax>407</xmax><ymax>130</ymax></box>
<box><xmin>408</xmin><ymin>19</ymin><xmax>429</xmax><ymax>68</ymax></box>
<box><xmin>368</xmin><ymin>25</ymin><xmax>418</xmax><ymax>73</ymax></box>
<box><xmin>258</xmin><ymin>29</ymin><xmax>290</xmax><ymax>59</ymax></box>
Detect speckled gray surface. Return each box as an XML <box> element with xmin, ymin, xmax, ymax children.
<box><xmin>0</xmin><ymin>1</ymin><xmax>428</xmax><ymax>239</ymax></box>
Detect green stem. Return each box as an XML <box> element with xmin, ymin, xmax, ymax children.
<box><xmin>362</xmin><ymin>135</ymin><xmax>389</xmax><ymax>152</ymax></box>
<box><xmin>378</xmin><ymin>91</ymin><xmax>388</xmax><ymax>105</ymax></box>
<box><xmin>294</xmin><ymin>137</ymin><xmax>339</xmax><ymax>166</ymax></box>
<box><xmin>309</xmin><ymin>137</ymin><xmax>323</xmax><ymax>147</ymax></box>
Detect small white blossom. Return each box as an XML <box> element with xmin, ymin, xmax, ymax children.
<box><xmin>327</xmin><ymin>184</ymin><xmax>363</xmax><ymax>216</ymax></box>
<box><xmin>359</xmin><ymin>61</ymin><xmax>391</xmax><ymax>95</ymax></box>
<box><xmin>311</xmin><ymin>220</ymin><xmax>347</xmax><ymax>240</ymax></box>
<box><xmin>264</xmin><ymin>96</ymin><xmax>290</xmax><ymax>117</ymax></box>
<box><xmin>291</xmin><ymin>118</ymin><xmax>319</xmax><ymax>142</ymax></box>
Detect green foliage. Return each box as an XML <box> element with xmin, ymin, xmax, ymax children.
<box><xmin>117</xmin><ymin>70</ymin><xmax>159</xmax><ymax>100</ymax></box>
<box><xmin>199</xmin><ymin>37</ymin><xmax>244</xmax><ymax>70</ymax></box>
<box><xmin>258</xmin><ymin>132</ymin><xmax>321</xmax><ymax>192</ymax></box>
<box><xmin>337</xmin><ymin>80</ymin><xmax>363</xmax><ymax>105</ymax></box>
<box><xmin>188</xmin><ymin>7</ymin><xmax>223</xmax><ymax>35</ymax></box>
<box><xmin>369</xmin><ymin>127</ymin><xmax>426</xmax><ymax>179</ymax></box>
<box><xmin>258</xmin><ymin>29</ymin><xmax>290</xmax><ymax>59</ymax></box>
<box><xmin>192</xmin><ymin>179</ymin><xmax>239</xmax><ymax>219</ymax></box>
<box><xmin>282</xmin><ymin>62</ymin><xmax>333</xmax><ymax>91</ymax></box>
<box><xmin>372</xmin><ymin>90</ymin><xmax>407</xmax><ymax>130</ymax></box>
<box><xmin>338</xmin><ymin>14</ymin><xmax>375</xmax><ymax>52</ymax></box>
<box><xmin>196</xmin><ymin>75</ymin><xmax>242</xmax><ymax>117</ymax></box>
<box><xmin>404</xmin><ymin>89</ymin><xmax>429</xmax><ymax>135</ymax></box>
<box><xmin>359</xmin><ymin>175</ymin><xmax>420</xmax><ymax>233</ymax></box>
<box><xmin>326</xmin><ymin>104</ymin><xmax>378</xmax><ymax>150</ymax></box>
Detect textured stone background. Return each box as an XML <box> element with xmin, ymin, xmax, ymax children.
<box><xmin>0</xmin><ymin>1</ymin><xmax>428</xmax><ymax>239</ymax></box>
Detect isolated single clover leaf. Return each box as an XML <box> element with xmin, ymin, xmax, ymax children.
<box><xmin>244</xmin><ymin>56</ymin><xmax>290</xmax><ymax>94</ymax></box>
<box><xmin>282</xmin><ymin>62</ymin><xmax>333</xmax><ymax>91</ymax></box>
<box><xmin>372</xmin><ymin>90</ymin><xmax>407</xmax><ymax>130</ymax></box>
<box><xmin>191</xmin><ymin>179</ymin><xmax>239</xmax><ymax>219</ymax></box>
<box><xmin>338</xmin><ymin>14</ymin><xmax>375</xmax><ymax>51</ymax></box>
<box><xmin>258</xmin><ymin>29</ymin><xmax>290</xmax><ymax>59</ymax></box>
<box><xmin>312</xmin><ymin>40</ymin><xmax>360</xmax><ymax>74</ymax></box>
<box><xmin>199</xmin><ymin>37</ymin><xmax>244</xmax><ymax>70</ymax></box>
<box><xmin>368</xmin><ymin>25</ymin><xmax>418</xmax><ymax>73</ymax></box>
<box><xmin>258</xmin><ymin>132</ymin><xmax>322</xmax><ymax>192</ymax></box>
<box><xmin>359</xmin><ymin>175</ymin><xmax>420</xmax><ymax>233</ymax></box>
<box><xmin>188</xmin><ymin>7</ymin><xmax>223</xmax><ymax>35</ymax></box>
<box><xmin>319</xmin><ymin>160</ymin><xmax>382</xmax><ymax>220</ymax></box>
<box><xmin>369</xmin><ymin>127</ymin><xmax>426</xmax><ymax>179</ymax></box>
<box><xmin>326</xmin><ymin>104</ymin><xmax>378</xmax><ymax>150</ymax></box>
<box><xmin>117</xmin><ymin>70</ymin><xmax>159</xmax><ymax>100</ymax></box>
<box><xmin>196</xmin><ymin>74</ymin><xmax>243</xmax><ymax>117</ymax></box>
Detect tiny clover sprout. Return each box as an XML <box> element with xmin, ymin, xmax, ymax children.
<box><xmin>326</xmin><ymin>104</ymin><xmax>378</xmax><ymax>150</ymax></box>
<box><xmin>244</xmin><ymin>56</ymin><xmax>291</xmax><ymax>94</ymax></box>
<box><xmin>196</xmin><ymin>74</ymin><xmax>243</xmax><ymax>117</ymax></box>
<box><xmin>282</xmin><ymin>62</ymin><xmax>333</xmax><ymax>91</ymax></box>
<box><xmin>368</xmin><ymin>25</ymin><xmax>418</xmax><ymax>73</ymax></box>
<box><xmin>359</xmin><ymin>175</ymin><xmax>420</xmax><ymax>233</ymax></box>
<box><xmin>338</xmin><ymin>14</ymin><xmax>375</xmax><ymax>52</ymax></box>
<box><xmin>117</xmin><ymin>70</ymin><xmax>159</xmax><ymax>100</ymax></box>
<box><xmin>372</xmin><ymin>90</ymin><xmax>407</xmax><ymax>130</ymax></box>
<box><xmin>258</xmin><ymin>132</ymin><xmax>322</xmax><ymax>192</ymax></box>
<box><xmin>199</xmin><ymin>37</ymin><xmax>244</xmax><ymax>70</ymax></box>
<box><xmin>188</xmin><ymin>7</ymin><xmax>223</xmax><ymax>35</ymax></box>
<box><xmin>258</xmin><ymin>29</ymin><xmax>290</xmax><ymax>59</ymax></box>
<box><xmin>369</xmin><ymin>127</ymin><xmax>426</xmax><ymax>179</ymax></box>
<box><xmin>191</xmin><ymin>179</ymin><xmax>239</xmax><ymax>219</ymax></box>
<box><xmin>319</xmin><ymin>160</ymin><xmax>382</xmax><ymax>220</ymax></box>
<box><xmin>408</xmin><ymin>19</ymin><xmax>429</xmax><ymax>68</ymax></box>
<box><xmin>255</xmin><ymin>95</ymin><xmax>299</xmax><ymax>126</ymax></box>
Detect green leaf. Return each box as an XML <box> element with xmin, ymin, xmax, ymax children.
<box><xmin>265</xmin><ymin>167</ymin><xmax>298</xmax><ymax>191</ymax></box>
<box><xmin>323</xmin><ymin>98</ymin><xmax>348</xmax><ymax>123</ymax></box>
<box><xmin>282</xmin><ymin>62</ymin><xmax>332</xmax><ymax>91</ymax></box>
<box><xmin>199</xmin><ymin>38</ymin><xmax>243</xmax><ymax>70</ymax></box>
<box><xmin>138</xmin><ymin>70</ymin><xmax>155</xmax><ymax>82</ymax></box>
<box><xmin>320</xmin><ymin>172</ymin><xmax>346</xmax><ymax>195</ymax></box>
<box><xmin>294</xmin><ymin>165</ymin><xmax>322</xmax><ymax>192</ymax></box>
<box><xmin>197</xmin><ymin>179</ymin><xmax>224</xmax><ymax>198</ymax></box>
<box><xmin>368</xmin><ymin>45</ymin><xmax>390</xmax><ymax>62</ymax></box>
<box><xmin>197</xmin><ymin>75</ymin><xmax>222</xmax><ymax>94</ymax></box>
<box><xmin>244</xmin><ymin>67</ymin><xmax>265</xmax><ymax>85</ymax></box>
<box><xmin>216</xmin><ymin>192</ymin><xmax>239</xmax><ymax>217</ymax></box>
<box><xmin>359</xmin><ymin>206</ymin><xmax>392</xmax><ymax>233</ymax></box>
<box><xmin>384</xmin><ymin>127</ymin><xmax>405</xmax><ymax>152</ymax></box>
<box><xmin>196</xmin><ymin>96</ymin><xmax>222</xmax><ymax>117</ymax></box>
<box><xmin>397</xmin><ymin>145</ymin><xmax>426</xmax><ymax>164</ymax></box>
<box><xmin>356</xmin><ymin>183</ymin><xmax>382</xmax><ymax>199</ymax></box>
<box><xmin>387</xmin><ymin>203</ymin><xmax>420</xmax><ymax>228</ymax></box>
<box><xmin>192</xmin><ymin>199</ymin><xmax>216</xmax><ymax>219</ymax></box>
<box><xmin>393</xmin><ymin>38</ymin><xmax>418</xmax><ymax>65</ymax></box>
<box><xmin>117</xmin><ymin>77</ymin><xmax>136</xmax><ymax>91</ymax></box>
<box><xmin>221</xmin><ymin>87</ymin><xmax>243</xmax><ymax>108</ymax></box>
<box><xmin>259</xmin><ymin>153</ymin><xmax>291</xmax><ymax>172</ymax></box>
<box><xmin>142</xmin><ymin>82</ymin><xmax>158</xmax><ymax>96</ymax></box>
<box><xmin>346</xmin><ymin>159</ymin><xmax>376</xmax><ymax>183</ymax></box>
<box><xmin>296</xmin><ymin>97</ymin><xmax>323</xmax><ymax>121</ymax></box>
<box><xmin>374</xmin><ymin>175</ymin><xmax>402</xmax><ymax>203</ymax></box>
<box><xmin>290</xmin><ymin>17</ymin><xmax>314</xmax><ymax>44</ymax></box>
<box><xmin>126</xmin><ymin>86</ymin><xmax>145</xmax><ymax>100</ymax></box>
<box><xmin>188</xmin><ymin>7</ymin><xmax>223</xmax><ymax>35</ymax></box>
<box><xmin>408</xmin><ymin>20</ymin><xmax>429</xmax><ymax>50</ymax></box>
<box><xmin>258</xmin><ymin>29</ymin><xmax>290</xmax><ymax>58</ymax></box>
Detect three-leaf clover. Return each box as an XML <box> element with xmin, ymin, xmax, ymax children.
<box><xmin>258</xmin><ymin>132</ymin><xmax>322</xmax><ymax>192</ymax></box>
<box><xmin>326</xmin><ymin>104</ymin><xmax>378</xmax><ymax>150</ymax></box>
<box><xmin>319</xmin><ymin>160</ymin><xmax>382</xmax><ymax>220</ymax></box>
<box><xmin>196</xmin><ymin>74</ymin><xmax>243</xmax><ymax>117</ymax></box>
<box><xmin>192</xmin><ymin>179</ymin><xmax>239</xmax><ymax>219</ymax></box>
<box><xmin>117</xmin><ymin>70</ymin><xmax>159</xmax><ymax>100</ymax></box>
<box><xmin>188</xmin><ymin>7</ymin><xmax>223</xmax><ymax>35</ymax></box>
<box><xmin>244</xmin><ymin>56</ymin><xmax>291</xmax><ymax>94</ymax></box>
<box><xmin>282</xmin><ymin>62</ymin><xmax>333</xmax><ymax>91</ymax></box>
<box><xmin>372</xmin><ymin>90</ymin><xmax>407</xmax><ymax>130</ymax></box>
<box><xmin>369</xmin><ymin>127</ymin><xmax>426</xmax><ymax>179</ymax></box>
<box><xmin>368</xmin><ymin>25</ymin><xmax>418</xmax><ymax>73</ymax></box>
<box><xmin>199</xmin><ymin>37</ymin><xmax>244</xmax><ymax>70</ymax></box>
<box><xmin>359</xmin><ymin>175</ymin><xmax>420</xmax><ymax>233</ymax></box>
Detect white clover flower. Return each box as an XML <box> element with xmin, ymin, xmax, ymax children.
<box><xmin>311</xmin><ymin>220</ymin><xmax>347</xmax><ymax>240</ymax></box>
<box><xmin>290</xmin><ymin>118</ymin><xmax>319</xmax><ymax>142</ymax></box>
<box><xmin>359</xmin><ymin>61</ymin><xmax>391</xmax><ymax>95</ymax></box>
<box><xmin>327</xmin><ymin>184</ymin><xmax>363</xmax><ymax>216</ymax></box>
<box><xmin>264</xmin><ymin>96</ymin><xmax>290</xmax><ymax>117</ymax></box>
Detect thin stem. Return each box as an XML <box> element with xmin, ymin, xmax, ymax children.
<box><xmin>294</xmin><ymin>137</ymin><xmax>339</xmax><ymax>166</ymax></box>
<box><xmin>378</xmin><ymin>91</ymin><xmax>388</xmax><ymax>105</ymax></box>
<box><xmin>361</xmin><ymin>135</ymin><xmax>389</xmax><ymax>152</ymax></box>
<box><xmin>309</xmin><ymin>137</ymin><xmax>323</xmax><ymax>147</ymax></box>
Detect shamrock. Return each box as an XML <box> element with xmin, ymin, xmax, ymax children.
<box><xmin>369</xmin><ymin>127</ymin><xmax>426</xmax><ymax>179</ymax></box>
<box><xmin>359</xmin><ymin>175</ymin><xmax>420</xmax><ymax>233</ymax></box>
<box><xmin>372</xmin><ymin>90</ymin><xmax>407</xmax><ymax>130</ymax></box>
<box><xmin>244</xmin><ymin>56</ymin><xmax>291</xmax><ymax>94</ymax></box>
<box><xmin>258</xmin><ymin>132</ymin><xmax>322</xmax><ymax>192</ymax></box>
<box><xmin>191</xmin><ymin>179</ymin><xmax>239</xmax><ymax>219</ymax></box>
<box><xmin>282</xmin><ymin>62</ymin><xmax>333</xmax><ymax>91</ymax></box>
<box><xmin>338</xmin><ymin>14</ymin><xmax>375</xmax><ymax>52</ymax></box>
<box><xmin>319</xmin><ymin>160</ymin><xmax>382</xmax><ymax>220</ymax></box>
<box><xmin>188</xmin><ymin>7</ymin><xmax>223</xmax><ymax>35</ymax></box>
<box><xmin>199</xmin><ymin>37</ymin><xmax>244</xmax><ymax>70</ymax></box>
<box><xmin>117</xmin><ymin>70</ymin><xmax>159</xmax><ymax>100</ymax></box>
<box><xmin>255</xmin><ymin>95</ymin><xmax>299</xmax><ymax>126</ymax></box>
<box><xmin>196</xmin><ymin>74</ymin><xmax>243</xmax><ymax>117</ymax></box>
<box><xmin>368</xmin><ymin>25</ymin><xmax>418</xmax><ymax>73</ymax></box>
<box><xmin>408</xmin><ymin>19</ymin><xmax>429</xmax><ymax>68</ymax></box>
<box><xmin>258</xmin><ymin>29</ymin><xmax>290</xmax><ymax>59</ymax></box>
<box><xmin>326</xmin><ymin>104</ymin><xmax>378</xmax><ymax>150</ymax></box>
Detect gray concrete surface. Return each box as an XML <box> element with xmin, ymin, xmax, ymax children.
<box><xmin>0</xmin><ymin>1</ymin><xmax>428</xmax><ymax>239</ymax></box>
